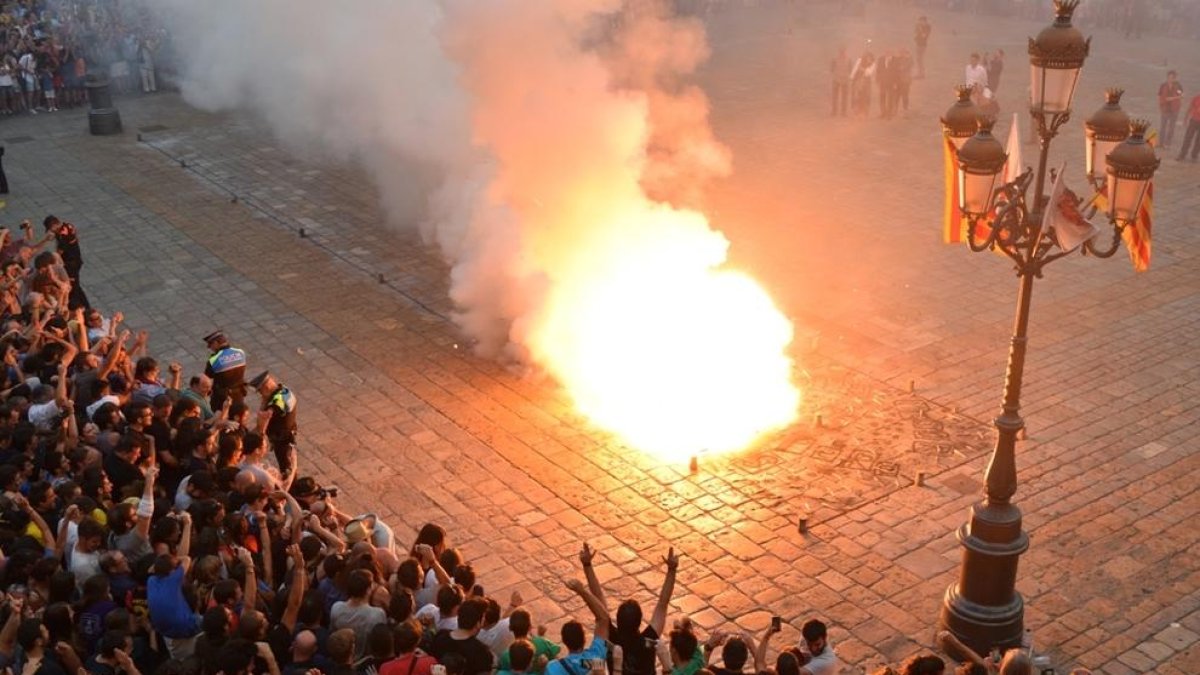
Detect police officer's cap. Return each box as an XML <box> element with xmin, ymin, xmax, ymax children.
<box><xmin>203</xmin><ymin>330</ymin><xmax>227</xmax><ymax>345</ymax></box>
<box><xmin>248</xmin><ymin>370</ymin><xmax>271</xmax><ymax>389</ymax></box>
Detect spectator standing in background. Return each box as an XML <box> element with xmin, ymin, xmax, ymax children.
<box><xmin>964</xmin><ymin>53</ymin><xmax>989</xmax><ymax>105</ymax></box>
<box><xmin>875</xmin><ymin>51</ymin><xmax>891</xmax><ymax>120</ymax></box>
<box><xmin>851</xmin><ymin>50</ymin><xmax>876</xmax><ymax>119</ymax></box>
<box><xmin>895</xmin><ymin>48</ymin><xmax>914</xmax><ymax>117</ymax></box>
<box><xmin>1174</xmin><ymin>90</ymin><xmax>1200</xmax><ymax>162</ymax></box>
<box><xmin>831</xmin><ymin>46</ymin><xmax>851</xmax><ymax>117</ymax></box>
<box><xmin>987</xmin><ymin>49</ymin><xmax>1005</xmax><ymax>93</ymax></box>
<box><xmin>914</xmin><ymin>16</ymin><xmax>932</xmax><ymax>79</ymax></box>
<box><xmin>1159</xmin><ymin>70</ymin><xmax>1184</xmax><ymax>149</ymax></box>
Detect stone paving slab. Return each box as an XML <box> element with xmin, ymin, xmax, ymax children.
<box><xmin>0</xmin><ymin>4</ymin><xmax>1195</xmax><ymax>674</ymax></box>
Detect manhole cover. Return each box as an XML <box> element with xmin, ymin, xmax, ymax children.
<box><xmin>4</xmin><ymin>136</ymin><xmax>34</xmax><ymax>144</ymax></box>
<box><xmin>138</xmin><ymin>125</ymin><xmax>169</xmax><ymax>133</ymax></box>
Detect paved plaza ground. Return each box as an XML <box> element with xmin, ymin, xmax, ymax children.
<box><xmin>1</xmin><ymin>3</ymin><xmax>1196</xmax><ymax>673</ymax></box>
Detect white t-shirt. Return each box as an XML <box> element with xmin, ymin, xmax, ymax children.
<box><xmin>175</xmin><ymin>476</ymin><xmax>194</xmax><ymax>511</ymax></box>
<box><xmin>799</xmin><ymin>644</ymin><xmax>837</xmax><ymax>675</ymax></box>
<box><xmin>27</xmin><ymin>400</ymin><xmax>62</xmax><ymax>431</ymax></box>
<box><xmin>965</xmin><ymin>63</ymin><xmax>988</xmax><ymax>91</ymax></box>
<box><xmin>18</xmin><ymin>53</ymin><xmax>35</xmax><ymax>78</ymax></box>
<box><xmin>87</xmin><ymin>394</ymin><xmax>120</xmax><ymax>419</ymax></box>
<box><xmin>415</xmin><ymin>603</ymin><xmax>458</xmax><ymax>631</ymax></box>
<box><xmin>478</xmin><ymin>617</ymin><xmax>513</xmax><ymax>658</ymax></box>
<box><xmin>70</xmin><ymin>544</ymin><xmax>102</xmax><ymax>588</ymax></box>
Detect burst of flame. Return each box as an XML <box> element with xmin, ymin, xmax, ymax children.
<box><xmin>524</xmin><ymin>202</ymin><xmax>801</xmax><ymax>462</ymax></box>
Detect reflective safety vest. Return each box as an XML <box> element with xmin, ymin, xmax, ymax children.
<box><xmin>265</xmin><ymin>385</ymin><xmax>298</xmax><ymax>439</ymax></box>
<box><xmin>269</xmin><ymin>386</ymin><xmax>297</xmax><ymax>415</ymax></box>
<box><xmin>207</xmin><ymin>346</ymin><xmax>247</xmax><ymax>374</ymax></box>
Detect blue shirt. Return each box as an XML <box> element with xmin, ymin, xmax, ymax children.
<box><xmin>147</xmin><ymin>566</ymin><xmax>200</xmax><ymax>639</ymax></box>
<box><xmin>545</xmin><ymin>638</ymin><xmax>608</xmax><ymax>675</ymax></box>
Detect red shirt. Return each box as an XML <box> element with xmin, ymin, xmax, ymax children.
<box><xmin>379</xmin><ymin>653</ymin><xmax>437</xmax><ymax>675</ymax></box>
<box><xmin>1159</xmin><ymin>81</ymin><xmax>1183</xmax><ymax>113</ymax></box>
<box><xmin>1187</xmin><ymin>95</ymin><xmax>1200</xmax><ymax>123</ymax></box>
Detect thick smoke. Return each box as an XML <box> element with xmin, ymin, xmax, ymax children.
<box><xmin>151</xmin><ymin>0</ymin><xmax>730</xmax><ymax>357</ymax></box>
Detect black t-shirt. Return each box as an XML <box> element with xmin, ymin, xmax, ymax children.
<box><xmin>104</xmin><ymin>454</ymin><xmax>143</xmax><ymax>494</ymax></box>
<box><xmin>609</xmin><ymin>625</ymin><xmax>658</xmax><ymax>675</ymax></box>
<box><xmin>55</xmin><ymin>224</ymin><xmax>82</xmax><ymax>267</ymax></box>
<box><xmin>25</xmin><ymin>654</ymin><xmax>69</xmax><ymax>675</ymax></box>
<box><xmin>429</xmin><ymin>630</ymin><xmax>494</xmax><ymax>675</ymax></box>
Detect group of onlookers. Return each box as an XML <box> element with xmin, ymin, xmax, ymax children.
<box><xmin>1158</xmin><ymin>70</ymin><xmax>1200</xmax><ymax>163</ymax></box>
<box><xmin>0</xmin><ymin>0</ymin><xmax>166</xmax><ymax>117</ymax></box>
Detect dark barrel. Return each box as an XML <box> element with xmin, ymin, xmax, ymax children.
<box><xmin>85</xmin><ymin>75</ymin><xmax>122</xmax><ymax>135</ymax></box>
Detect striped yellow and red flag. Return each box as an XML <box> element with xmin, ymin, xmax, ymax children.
<box><xmin>943</xmin><ymin>136</ymin><xmax>967</xmax><ymax>243</ymax></box>
<box><xmin>1122</xmin><ymin>129</ymin><xmax>1156</xmax><ymax>272</ymax></box>
<box><xmin>1093</xmin><ymin>130</ymin><xmax>1155</xmax><ymax>271</ymax></box>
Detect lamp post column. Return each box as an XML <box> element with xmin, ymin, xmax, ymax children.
<box><xmin>940</xmin><ymin>259</ymin><xmax>1034</xmax><ymax>655</ymax></box>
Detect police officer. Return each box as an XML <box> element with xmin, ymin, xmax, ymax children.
<box><xmin>203</xmin><ymin>330</ymin><xmax>247</xmax><ymax>410</ymax></box>
<box><xmin>249</xmin><ymin>370</ymin><xmax>298</xmax><ymax>481</ymax></box>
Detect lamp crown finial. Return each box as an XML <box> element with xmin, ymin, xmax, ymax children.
<box><xmin>976</xmin><ymin>115</ymin><xmax>998</xmax><ymax>133</ymax></box>
<box><xmin>1054</xmin><ymin>0</ymin><xmax>1081</xmax><ymax>23</ymax></box>
<box><xmin>1129</xmin><ymin>119</ymin><xmax>1151</xmax><ymax>139</ymax></box>
<box><xmin>954</xmin><ymin>84</ymin><xmax>973</xmax><ymax>102</ymax></box>
<box><xmin>1104</xmin><ymin>88</ymin><xmax>1125</xmax><ymax>105</ymax></box>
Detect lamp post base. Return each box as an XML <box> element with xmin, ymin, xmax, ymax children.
<box><xmin>941</xmin><ymin>584</ymin><xmax>1025</xmax><ymax>657</ymax></box>
<box><xmin>940</xmin><ymin>501</ymin><xmax>1030</xmax><ymax>656</ymax></box>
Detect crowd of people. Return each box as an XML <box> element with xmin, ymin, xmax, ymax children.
<box><xmin>0</xmin><ymin>221</ymin><xmax>1082</xmax><ymax>675</ymax></box>
<box><xmin>829</xmin><ymin>16</ymin><xmax>1008</xmax><ymax>122</ymax></box>
<box><xmin>0</xmin><ymin>3</ymin><xmax>1135</xmax><ymax>675</ymax></box>
<box><xmin>0</xmin><ymin>0</ymin><xmax>167</xmax><ymax>117</ymax></box>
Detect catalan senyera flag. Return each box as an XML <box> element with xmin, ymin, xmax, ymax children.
<box><xmin>1124</xmin><ymin>129</ymin><xmax>1156</xmax><ymax>272</ymax></box>
<box><xmin>943</xmin><ymin>136</ymin><xmax>967</xmax><ymax>244</ymax></box>
<box><xmin>1092</xmin><ymin>129</ymin><xmax>1155</xmax><ymax>272</ymax></box>
<box><xmin>944</xmin><ymin>117</ymin><xmax>1022</xmax><ymax>246</ymax></box>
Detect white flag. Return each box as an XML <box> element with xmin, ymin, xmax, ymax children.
<box><xmin>1004</xmin><ymin>112</ymin><xmax>1022</xmax><ymax>184</ymax></box>
<box><xmin>1044</xmin><ymin>164</ymin><xmax>1097</xmax><ymax>252</ymax></box>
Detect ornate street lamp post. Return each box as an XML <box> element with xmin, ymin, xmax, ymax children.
<box><xmin>937</xmin><ymin>0</ymin><xmax>1160</xmax><ymax>655</ymax></box>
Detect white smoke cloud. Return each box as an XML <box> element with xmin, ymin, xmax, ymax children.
<box><xmin>150</xmin><ymin>1</ymin><xmax>799</xmax><ymax>457</ymax></box>
<box><xmin>149</xmin><ymin>0</ymin><xmax>728</xmax><ymax>357</ymax></box>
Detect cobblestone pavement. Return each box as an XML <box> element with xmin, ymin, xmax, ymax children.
<box><xmin>1</xmin><ymin>3</ymin><xmax>1197</xmax><ymax>674</ymax></box>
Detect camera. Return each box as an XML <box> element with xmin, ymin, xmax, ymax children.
<box><xmin>771</xmin><ymin>616</ymin><xmax>782</xmax><ymax>631</ymax></box>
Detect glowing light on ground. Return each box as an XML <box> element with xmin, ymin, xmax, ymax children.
<box><xmin>523</xmin><ymin>203</ymin><xmax>801</xmax><ymax>462</ymax></box>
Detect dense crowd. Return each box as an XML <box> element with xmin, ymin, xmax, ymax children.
<box><xmin>0</xmin><ymin>0</ymin><xmax>167</xmax><ymax>116</ymax></box>
<box><xmin>0</xmin><ymin>206</ymin><xmax>1083</xmax><ymax>675</ymax></box>
<box><xmin>0</xmin><ymin>4</ymin><xmax>1101</xmax><ymax>675</ymax></box>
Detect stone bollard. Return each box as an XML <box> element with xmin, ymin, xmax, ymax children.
<box><xmin>85</xmin><ymin>76</ymin><xmax>122</xmax><ymax>135</ymax></box>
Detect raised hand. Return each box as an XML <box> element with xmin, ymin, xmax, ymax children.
<box><xmin>414</xmin><ymin>543</ymin><xmax>435</xmax><ymax>564</ymax></box>
<box><xmin>663</xmin><ymin>547</ymin><xmax>679</xmax><ymax>571</ymax></box>
<box><xmin>579</xmin><ymin>542</ymin><xmax>595</xmax><ymax>566</ymax></box>
<box><xmin>113</xmin><ymin>648</ymin><xmax>134</xmax><ymax>670</ymax></box>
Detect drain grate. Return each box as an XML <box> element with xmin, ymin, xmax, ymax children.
<box><xmin>4</xmin><ymin>136</ymin><xmax>34</xmax><ymax>144</ymax></box>
<box><xmin>138</xmin><ymin>124</ymin><xmax>169</xmax><ymax>133</ymax></box>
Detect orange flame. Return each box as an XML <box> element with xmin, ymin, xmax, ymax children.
<box><xmin>524</xmin><ymin>203</ymin><xmax>801</xmax><ymax>462</ymax></box>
